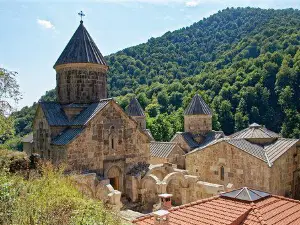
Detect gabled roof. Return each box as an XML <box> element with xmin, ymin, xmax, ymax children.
<box><xmin>127</xmin><ymin>98</ymin><xmax>145</xmax><ymax>117</ymax></box>
<box><xmin>226</xmin><ymin>139</ymin><xmax>267</xmax><ymax>162</ymax></box>
<box><xmin>71</xmin><ymin>99</ymin><xmax>111</xmax><ymax>126</ymax></box>
<box><xmin>133</xmin><ymin>188</ymin><xmax>300</xmax><ymax>225</ymax></box>
<box><xmin>184</xmin><ymin>94</ymin><xmax>212</xmax><ymax>115</ymax></box>
<box><xmin>264</xmin><ymin>138</ymin><xmax>299</xmax><ymax>163</ymax></box>
<box><xmin>187</xmin><ymin>138</ymin><xmax>299</xmax><ymax>167</ymax></box>
<box><xmin>172</xmin><ymin>131</ymin><xmax>224</xmax><ymax>150</ymax></box>
<box><xmin>230</xmin><ymin>123</ymin><xmax>280</xmax><ymax>139</ymax></box>
<box><xmin>54</xmin><ymin>21</ymin><xmax>107</xmax><ymax>67</ymax></box>
<box><xmin>52</xmin><ymin>127</ymin><xmax>84</xmax><ymax>145</ymax></box>
<box><xmin>40</xmin><ymin>102</ymin><xmax>69</xmax><ymax>126</ymax></box>
<box><xmin>150</xmin><ymin>142</ymin><xmax>178</xmax><ymax>158</ymax></box>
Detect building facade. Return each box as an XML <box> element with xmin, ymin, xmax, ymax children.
<box><xmin>31</xmin><ymin>21</ymin><xmax>150</xmax><ymax>193</ymax></box>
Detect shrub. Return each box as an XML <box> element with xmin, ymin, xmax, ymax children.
<box><xmin>0</xmin><ymin>157</ymin><xmax>120</xmax><ymax>225</ymax></box>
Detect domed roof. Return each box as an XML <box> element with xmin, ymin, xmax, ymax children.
<box><xmin>54</xmin><ymin>21</ymin><xmax>107</xmax><ymax>67</ymax></box>
<box><xmin>231</xmin><ymin>123</ymin><xmax>280</xmax><ymax>139</ymax></box>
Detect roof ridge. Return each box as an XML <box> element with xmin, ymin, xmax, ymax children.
<box><xmin>169</xmin><ymin>196</ymin><xmax>220</xmax><ymax>212</ymax></box>
<box><xmin>250</xmin><ymin>202</ymin><xmax>268</xmax><ymax>225</ymax></box>
<box><xmin>151</xmin><ymin>141</ymin><xmax>177</xmax><ymax>144</ymax></box>
<box><xmin>272</xmin><ymin>194</ymin><xmax>300</xmax><ymax>203</ymax></box>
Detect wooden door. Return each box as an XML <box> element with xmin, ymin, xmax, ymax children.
<box><xmin>109</xmin><ymin>177</ymin><xmax>120</xmax><ymax>190</ymax></box>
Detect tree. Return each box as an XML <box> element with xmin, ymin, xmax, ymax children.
<box><xmin>146</xmin><ymin>103</ymin><xmax>160</xmax><ymax>117</ymax></box>
<box><xmin>218</xmin><ymin>100</ymin><xmax>234</xmax><ymax>135</ymax></box>
<box><xmin>0</xmin><ymin>68</ymin><xmax>22</xmax><ymax>144</ymax></box>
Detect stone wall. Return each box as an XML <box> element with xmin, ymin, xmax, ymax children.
<box><xmin>184</xmin><ymin>114</ymin><xmax>212</xmax><ymax>134</ymax></box>
<box><xmin>270</xmin><ymin>144</ymin><xmax>298</xmax><ymax>197</ymax></box>
<box><xmin>149</xmin><ymin>145</ymin><xmax>185</xmax><ymax>169</ymax></box>
<box><xmin>171</xmin><ymin>134</ymin><xmax>191</xmax><ymax>153</ymax></box>
<box><xmin>55</xmin><ymin>63</ymin><xmax>108</xmax><ymax>104</ymax></box>
<box><xmin>139</xmin><ymin>163</ymin><xmax>224</xmax><ymax>211</ymax></box>
<box><xmin>131</xmin><ymin>116</ymin><xmax>146</xmax><ymax>130</ymax></box>
<box><xmin>32</xmin><ymin>107</ymin><xmax>52</xmax><ymax>159</ymax></box>
<box><xmin>65</xmin><ymin>101</ymin><xmax>150</xmax><ymax>192</ymax></box>
<box><xmin>185</xmin><ymin>141</ymin><xmax>271</xmax><ymax>193</ymax></box>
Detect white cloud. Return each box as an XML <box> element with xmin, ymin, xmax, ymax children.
<box><xmin>185</xmin><ymin>0</ymin><xmax>201</xmax><ymax>7</ymax></box>
<box><xmin>37</xmin><ymin>19</ymin><xmax>55</xmax><ymax>29</ymax></box>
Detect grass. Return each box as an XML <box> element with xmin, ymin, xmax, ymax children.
<box><xmin>0</xmin><ymin>149</ymin><xmax>121</xmax><ymax>225</ymax></box>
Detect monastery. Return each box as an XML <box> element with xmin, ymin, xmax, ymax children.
<box><xmin>23</xmin><ymin>17</ymin><xmax>300</xmax><ymax>212</ymax></box>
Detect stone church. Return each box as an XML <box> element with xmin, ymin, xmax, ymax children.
<box><xmin>23</xmin><ymin>18</ymin><xmax>300</xmax><ymax>210</ymax></box>
<box><xmin>30</xmin><ymin>20</ymin><xmax>151</xmax><ymax>193</ymax></box>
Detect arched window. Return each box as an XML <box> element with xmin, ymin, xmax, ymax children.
<box><xmin>220</xmin><ymin>166</ymin><xmax>225</xmax><ymax>181</ymax></box>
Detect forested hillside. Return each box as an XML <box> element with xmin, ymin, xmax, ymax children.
<box><xmin>11</xmin><ymin>7</ymin><xmax>300</xmax><ymax>145</ymax></box>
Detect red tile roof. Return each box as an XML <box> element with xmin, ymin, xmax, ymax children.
<box><xmin>132</xmin><ymin>193</ymin><xmax>300</xmax><ymax>225</ymax></box>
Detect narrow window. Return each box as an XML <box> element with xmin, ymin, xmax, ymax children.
<box><xmin>111</xmin><ymin>138</ymin><xmax>114</xmax><ymax>149</ymax></box>
<box><xmin>109</xmin><ymin>126</ymin><xmax>115</xmax><ymax>150</ymax></box>
<box><xmin>220</xmin><ymin>166</ymin><xmax>225</xmax><ymax>181</ymax></box>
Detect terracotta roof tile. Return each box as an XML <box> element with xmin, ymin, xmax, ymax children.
<box><xmin>133</xmin><ymin>189</ymin><xmax>300</xmax><ymax>225</ymax></box>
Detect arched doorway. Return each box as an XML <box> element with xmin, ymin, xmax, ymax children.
<box><xmin>106</xmin><ymin>166</ymin><xmax>123</xmax><ymax>192</ymax></box>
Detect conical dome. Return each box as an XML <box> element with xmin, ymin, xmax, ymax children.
<box><xmin>127</xmin><ymin>98</ymin><xmax>145</xmax><ymax>117</ymax></box>
<box><xmin>184</xmin><ymin>94</ymin><xmax>212</xmax><ymax>115</ymax></box>
<box><xmin>54</xmin><ymin>21</ymin><xmax>107</xmax><ymax>67</ymax></box>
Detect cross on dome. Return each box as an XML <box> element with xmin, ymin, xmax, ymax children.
<box><xmin>78</xmin><ymin>11</ymin><xmax>85</xmax><ymax>23</ymax></box>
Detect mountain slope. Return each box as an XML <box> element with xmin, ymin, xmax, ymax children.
<box><xmin>12</xmin><ymin>7</ymin><xmax>300</xmax><ymax>143</ymax></box>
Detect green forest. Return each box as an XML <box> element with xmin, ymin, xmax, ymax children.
<box><xmin>4</xmin><ymin>7</ymin><xmax>300</xmax><ymax>148</ymax></box>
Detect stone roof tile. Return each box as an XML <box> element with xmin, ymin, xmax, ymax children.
<box><xmin>172</xmin><ymin>131</ymin><xmax>224</xmax><ymax>151</ymax></box>
<box><xmin>40</xmin><ymin>102</ymin><xmax>69</xmax><ymax>126</ymax></box>
<box><xmin>71</xmin><ymin>99</ymin><xmax>111</xmax><ymax>125</ymax></box>
<box><xmin>127</xmin><ymin>98</ymin><xmax>145</xmax><ymax>117</ymax></box>
<box><xmin>230</xmin><ymin>123</ymin><xmax>280</xmax><ymax>139</ymax></box>
<box><xmin>54</xmin><ymin>22</ymin><xmax>107</xmax><ymax>67</ymax></box>
<box><xmin>150</xmin><ymin>142</ymin><xmax>178</xmax><ymax>158</ymax></box>
<box><xmin>184</xmin><ymin>94</ymin><xmax>212</xmax><ymax>115</ymax></box>
<box><xmin>52</xmin><ymin>127</ymin><xmax>84</xmax><ymax>145</ymax></box>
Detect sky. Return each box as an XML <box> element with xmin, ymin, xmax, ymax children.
<box><xmin>0</xmin><ymin>0</ymin><xmax>300</xmax><ymax>110</ymax></box>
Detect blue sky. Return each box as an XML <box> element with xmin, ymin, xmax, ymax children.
<box><xmin>1</xmin><ymin>0</ymin><xmax>300</xmax><ymax>109</ymax></box>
